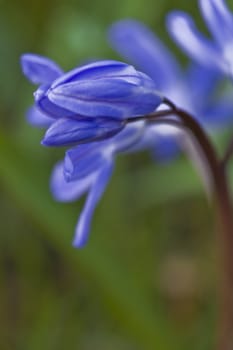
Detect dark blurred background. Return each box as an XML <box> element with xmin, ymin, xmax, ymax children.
<box><xmin>1</xmin><ymin>0</ymin><xmax>232</xmax><ymax>349</ymax></box>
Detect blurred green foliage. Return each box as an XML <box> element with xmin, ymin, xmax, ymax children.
<box><xmin>1</xmin><ymin>0</ymin><xmax>233</xmax><ymax>349</ymax></box>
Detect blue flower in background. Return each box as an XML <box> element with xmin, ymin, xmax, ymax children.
<box><xmin>21</xmin><ymin>53</ymin><xmax>162</xmax><ymax>247</ymax></box>
<box><xmin>109</xmin><ymin>18</ymin><xmax>233</xmax><ymax>160</ymax></box>
<box><xmin>167</xmin><ymin>0</ymin><xmax>233</xmax><ymax>77</ymax></box>
<box><xmin>109</xmin><ymin>19</ymin><xmax>233</xmax><ymax>130</ymax></box>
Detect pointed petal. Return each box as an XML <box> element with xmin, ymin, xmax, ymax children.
<box><xmin>167</xmin><ymin>11</ymin><xmax>224</xmax><ymax>71</ymax></box>
<box><xmin>20</xmin><ymin>54</ymin><xmax>63</xmax><ymax>84</ymax></box>
<box><xmin>72</xmin><ymin>161</ymin><xmax>114</xmax><ymax>248</ymax></box>
<box><xmin>108</xmin><ymin>19</ymin><xmax>181</xmax><ymax>90</ymax></box>
<box><xmin>26</xmin><ymin>106</ymin><xmax>54</xmax><ymax>127</ymax></box>
<box><xmin>41</xmin><ymin>117</ymin><xmax>124</xmax><ymax>146</ymax></box>
<box><xmin>50</xmin><ymin>60</ymin><xmax>137</xmax><ymax>88</ymax></box>
<box><xmin>50</xmin><ymin>161</ymin><xmax>92</xmax><ymax>202</ymax></box>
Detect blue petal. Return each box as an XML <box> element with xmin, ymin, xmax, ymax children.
<box><xmin>41</xmin><ymin>117</ymin><xmax>124</xmax><ymax>146</ymax></box>
<box><xmin>199</xmin><ymin>0</ymin><xmax>233</xmax><ymax>47</ymax></box>
<box><xmin>34</xmin><ymin>84</ymin><xmax>78</xmax><ymax>119</ymax></box>
<box><xmin>167</xmin><ymin>11</ymin><xmax>224</xmax><ymax>71</ymax></box>
<box><xmin>108</xmin><ymin>19</ymin><xmax>181</xmax><ymax>90</ymax></box>
<box><xmin>151</xmin><ymin>135</ymin><xmax>179</xmax><ymax>162</ymax></box>
<box><xmin>26</xmin><ymin>106</ymin><xmax>54</xmax><ymax>127</ymax></box>
<box><xmin>72</xmin><ymin>161</ymin><xmax>114</xmax><ymax>248</ymax></box>
<box><xmin>186</xmin><ymin>63</ymin><xmax>221</xmax><ymax>104</ymax></box>
<box><xmin>20</xmin><ymin>54</ymin><xmax>63</xmax><ymax>85</ymax></box>
<box><xmin>50</xmin><ymin>161</ymin><xmax>92</xmax><ymax>202</ymax></box>
<box><xmin>64</xmin><ymin>144</ymin><xmax>111</xmax><ymax>181</ymax></box>
<box><xmin>202</xmin><ymin>97</ymin><xmax>233</xmax><ymax>128</ymax></box>
<box><xmin>110</xmin><ymin>121</ymin><xmax>145</xmax><ymax>153</ymax></box>
<box><xmin>50</xmin><ymin>60</ymin><xmax>138</xmax><ymax>88</ymax></box>
<box><xmin>48</xmin><ymin>72</ymin><xmax>162</xmax><ymax>118</ymax></box>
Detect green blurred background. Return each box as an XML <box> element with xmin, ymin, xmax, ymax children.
<box><xmin>1</xmin><ymin>0</ymin><xmax>233</xmax><ymax>349</ymax></box>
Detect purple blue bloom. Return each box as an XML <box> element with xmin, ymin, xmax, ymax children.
<box><xmin>167</xmin><ymin>0</ymin><xmax>233</xmax><ymax>77</ymax></box>
<box><xmin>109</xmin><ymin>19</ymin><xmax>233</xmax><ymax>129</ymax></box>
<box><xmin>21</xmin><ymin>53</ymin><xmax>162</xmax><ymax>247</ymax></box>
<box><xmin>108</xmin><ymin>18</ymin><xmax>233</xmax><ymax>161</ymax></box>
<box><xmin>21</xmin><ymin>12</ymin><xmax>233</xmax><ymax>247</ymax></box>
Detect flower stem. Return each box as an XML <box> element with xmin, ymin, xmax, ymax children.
<box><xmin>127</xmin><ymin>100</ymin><xmax>233</xmax><ymax>349</ymax></box>
<box><xmin>221</xmin><ymin>136</ymin><xmax>233</xmax><ymax>169</ymax></box>
<box><xmin>163</xmin><ymin>103</ymin><xmax>233</xmax><ymax>350</ymax></box>
<box><xmin>214</xmin><ymin>166</ymin><xmax>233</xmax><ymax>350</ymax></box>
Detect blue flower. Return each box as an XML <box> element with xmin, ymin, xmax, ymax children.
<box><xmin>167</xmin><ymin>0</ymin><xmax>233</xmax><ymax>77</ymax></box>
<box><xmin>108</xmin><ymin>18</ymin><xmax>233</xmax><ymax>161</ymax></box>
<box><xmin>109</xmin><ymin>19</ymin><xmax>233</xmax><ymax>127</ymax></box>
<box><xmin>21</xmin><ymin>53</ymin><xmax>163</xmax><ymax>247</ymax></box>
<box><xmin>21</xmin><ymin>54</ymin><xmax>162</xmax><ymax>145</ymax></box>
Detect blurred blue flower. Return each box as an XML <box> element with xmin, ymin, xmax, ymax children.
<box><xmin>109</xmin><ymin>18</ymin><xmax>233</xmax><ymax>159</ymax></box>
<box><xmin>21</xmin><ymin>53</ymin><xmax>163</xmax><ymax>247</ymax></box>
<box><xmin>167</xmin><ymin>0</ymin><xmax>233</xmax><ymax>77</ymax></box>
<box><xmin>109</xmin><ymin>19</ymin><xmax>233</xmax><ymax>128</ymax></box>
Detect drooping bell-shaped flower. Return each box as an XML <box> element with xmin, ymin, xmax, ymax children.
<box><xmin>21</xmin><ymin>54</ymin><xmax>163</xmax><ymax>146</ymax></box>
<box><xmin>42</xmin><ymin>60</ymin><xmax>162</xmax><ymax>119</ymax></box>
<box><xmin>20</xmin><ymin>53</ymin><xmax>165</xmax><ymax>247</ymax></box>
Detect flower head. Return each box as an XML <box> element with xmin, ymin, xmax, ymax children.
<box><xmin>21</xmin><ymin>53</ymin><xmax>163</xmax><ymax>247</ymax></box>
<box><xmin>21</xmin><ymin>54</ymin><xmax>162</xmax><ymax>118</ymax></box>
<box><xmin>21</xmin><ymin>54</ymin><xmax>162</xmax><ymax>146</ymax></box>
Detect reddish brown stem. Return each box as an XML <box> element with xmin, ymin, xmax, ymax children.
<box><xmin>127</xmin><ymin>99</ymin><xmax>233</xmax><ymax>349</ymax></box>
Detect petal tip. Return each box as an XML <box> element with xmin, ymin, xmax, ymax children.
<box><xmin>72</xmin><ymin>236</ymin><xmax>87</xmax><ymax>248</ymax></box>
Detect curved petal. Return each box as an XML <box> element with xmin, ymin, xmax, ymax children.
<box><xmin>20</xmin><ymin>53</ymin><xmax>63</xmax><ymax>85</ymax></box>
<box><xmin>34</xmin><ymin>84</ymin><xmax>78</xmax><ymax>119</ymax></box>
<box><xmin>199</xmin><ymin>0</ymin><xmax>233</xmax><ymax>46</ymax></box>
<box><xmin>50</xmin><ymin>161</ymin><xmax>93</xmax><ymax>202</ymax></box>
<box><xmin>41</xmin><ymin>117</ymin><xmax>124</xmax><ymax>146</ymax></box>
<box><xmin>26</xmin><ymin>106</ymin><xmax>54</xmax><ymax>127</ymax></box>
<box><xmin>72</xmin><ymin>161</ymin><xmax>114</xmax><ymax>248</ymax></box>
<box><xmin>50</xmin><ymin>60</ymin><xmax>137</xmax><ymax>88</ymax></box>
<box><xmin>167</xmin><ymin>11</ymin><xmax>224</xmax><ymax>71</ymax></box>
<box><xmin>48</xmin><ymin>75</ymin><xmax>162</xmax><ymax>118</ymax></box>
<box><xmin>64</xmin><ymin>144</ymin><xmax>112</xmax><ymax>181</ymax></box>
<box><xmin>108</xmin><ymin>19</ymin><xmax>181</xmax><ymax>90</ymax></box>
